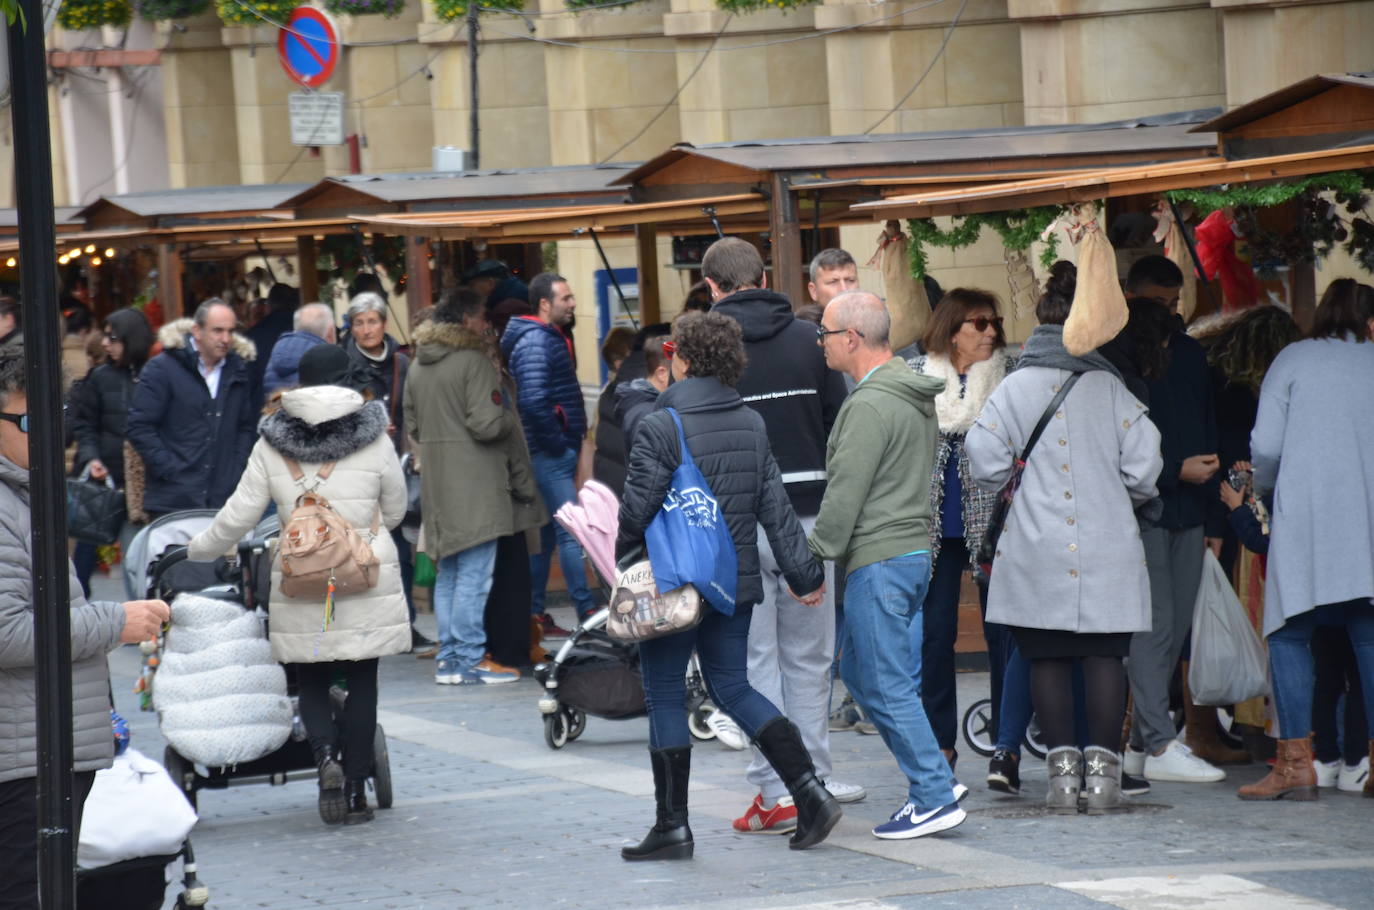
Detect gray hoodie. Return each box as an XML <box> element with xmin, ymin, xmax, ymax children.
<box><xmin>0</xmin><ymin>455</ymin><xmax>126</xmax><ymax>783</ymax></box>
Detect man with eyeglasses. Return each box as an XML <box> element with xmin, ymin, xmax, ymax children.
<box><xmin>808</xmin><ymin>291</ymin><xmax>967</xmax><ymax>840</ymax></box>
<box><xmin>0</xmin><ymin>348</ymin><xmax>170</xmax><ymax>909</ymax></box>
<box><xmin>704</xmin><ymin>237</ymin><xmax>865</xmax><ymax>834</ymax></box>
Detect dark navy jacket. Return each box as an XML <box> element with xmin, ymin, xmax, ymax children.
<box><xmin>500</xmin><ymin>316</ymin><xmax>587</xmax><ymax>458</ymax></box>
<box><xmin>125</xmin><ymin>329</ymin><xmax>259</xmax><ymax>515</ymax></box>
<box><xmin>262</xmin><ymin>330</ymin><xmax>327</xmax><ymax>396</ymax></box>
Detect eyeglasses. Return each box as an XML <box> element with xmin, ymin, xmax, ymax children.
<box><xmin>816</xmin><ymin>326</ymin><xmax>864</xmax><ymax>344</ymax></box>
<box><xmin>0</xmin><ymin>413</ymin><xmax>28</xmax><ymax>434</ymax></box>
<box><xmin>103</xmin><ymin>332</ymin><xmax>120</xmax><ymax>342</ymax></box>
<box><xmin>963</xmin><ymin>316</ymin><xmax>1004</xmax><ymax>333</ymax></box>
<box><xmin>661</xmin><ymin>340</ymin><xmax>676</xmax><ymax>359</ymax></box>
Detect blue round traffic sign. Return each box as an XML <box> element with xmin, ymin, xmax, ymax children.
<box><xmin>277</xmin><ymin>7</ymin><xmax>340</xmax><ymax>89</ymax></box>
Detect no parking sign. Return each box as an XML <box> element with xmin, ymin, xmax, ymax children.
<box><xmin>277</xmin><ymin>6</ymin><xmax>341</xmax><ymax>88</ymax></box>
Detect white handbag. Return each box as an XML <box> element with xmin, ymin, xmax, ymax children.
<box><xmin>78</xmin><ymin>747</ymin><xmax>198</xmax><ymax>869</ymax></box>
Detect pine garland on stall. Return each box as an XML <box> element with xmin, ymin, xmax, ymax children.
<box><xmin>905</xmin><ymin>207</ymin><xmax>1063</xmax><ymax>280</ymax></box>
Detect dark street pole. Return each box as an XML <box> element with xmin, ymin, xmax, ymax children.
<box><xmin>8</xmin><ymin>1</ymin><xmax>78</xmax><ymax>907</ymax></box>
<box><xmin>467</xmin><ymin>1</ymin><xmax>479</xmax><ymax>170</ymax></box>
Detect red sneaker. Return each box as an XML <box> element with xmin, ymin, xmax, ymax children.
<box><xmin>732</xmin><ymin>794</ymin><xmax>797</xmax><ymax>833</ymax></box>
<box><xmin>538</xmin><ymin>614</ymin><xmax>573</xmax><ymax>640</ymax></box>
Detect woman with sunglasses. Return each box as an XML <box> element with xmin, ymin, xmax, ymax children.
<box><xmin>904</xmin><ymin>290</ymin><xmax>1015</xmax><ymax>783</ymax></box>
<box><xmin>68</xmin><ymin>308</ymin><xmax>156</xmax><ymax>595</ymax></box>
<box><xmin>616</xmin><ymin>311</ymin><xmax>837</xmax><ymax>861</ymax></box>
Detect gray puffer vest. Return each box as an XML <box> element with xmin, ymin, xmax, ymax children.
<box><xmin>0</xmin><ymin>455</ymin><xmax>126</xmax><ymax>784</ymax></box>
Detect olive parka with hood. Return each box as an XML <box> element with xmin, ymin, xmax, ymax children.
<box><xmin>403</xmin><ymin>320</ymin><xmax>542</xmax><ymax>562</ymax></box>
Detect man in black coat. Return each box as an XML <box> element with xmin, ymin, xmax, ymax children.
<box><xmin>125</xmin><ymin>299</ymin><xmax>259</xmax><ymax>517</ymax></box>
<box><xmin>706</xmin><ymin>237</ymin><xmax>864</xmax><ymax>831</ymax></box>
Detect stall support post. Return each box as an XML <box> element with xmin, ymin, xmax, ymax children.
<box><xmin>297</xmin><ymin>235</ymin><xmax>319</xmax><ymax>303</ymax></box>
<box><xmin>157</xmin><ymin>242</ymin><xmax>184</xmax><ymax>317</ymax></box>
<box><xmin>406</xmin><ymin>236</ymin><xmax>433</xmax><ymax>329</ymax></box>
<box><xmin>769</xmin><ymin>172</ymin><xmax>804</xmax><ymax>307</ymax></box>
<box><xmin>635</xmin><ymin>222</ymin><xmax>660</xmax><ymax>324</ymax></box>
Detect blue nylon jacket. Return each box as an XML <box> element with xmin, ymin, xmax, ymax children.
<box><xmin>500</xmin><ymin>316</ymin><xmax>586</xmax><ymax>457</ymax></box>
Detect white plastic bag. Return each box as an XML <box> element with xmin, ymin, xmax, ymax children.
<box><xmin>78</xmin><ymin>747</ymin><xmax>198</xmax><ymax>869</ymax></box>
<box><xmin>1188</xmin><ymin>550</ymin><xmax>1269</xmax><ymax>706</ymax></box>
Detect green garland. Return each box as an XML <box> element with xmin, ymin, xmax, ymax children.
<box><xmin>905</xmin><ymin>207</ymin><xmax>1063</xmax><ymax>280</ymax></box>
<box><xmin>1164</xmin><ymin>170</ymin><xmax>1371</xmax><ymax>215</ymax></box>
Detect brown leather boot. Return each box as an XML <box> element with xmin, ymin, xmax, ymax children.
<box><xmin>1366</xmin><ymin>741</ymin><xmax>1374</xmax><ymax>799</ymax></box>
<box><xmin>1180</xmin><ymin>664</ymin><xmax>1251</xmax><ymax>765</ymax></box>
<box><xmin>1237</xmin><ymin>738</ymin><xmax>1317</xmax><ymax>801</ymax></box>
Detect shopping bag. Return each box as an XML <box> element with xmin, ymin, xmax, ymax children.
<box><xmin>67</xmin><ymin>466</ymin><xmax>126</xmax><ymax>545</ymax></box>
<box><xmin>413</xmin><ymin>551</ymin><xmax>437</xmax><ymax>588</ymax></box>
<box><xmin>77</xmin><ymin>747</ymin><xmax>198</xmax><ymax>869</ymax></box>
<box><xmin>643</xmin><ymin>408</ymin><xmax>737</xmax><ymax>614</ymax></box>
<box><xmin>1188</xmin><ymin>550</ymin><xmax>1269</xmax><ymax>706</ymax></box>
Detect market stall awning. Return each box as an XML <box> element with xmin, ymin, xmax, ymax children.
<box><xmin>853</xmin><ymin>143</ymin><xmax>1374</xmax><ymax>219</ymax></box>
<box><xmin>350</xmin><ymin>193</ymin><xmax>772</xmax><ymax>241</ymax></box>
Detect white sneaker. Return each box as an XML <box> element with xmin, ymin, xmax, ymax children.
<box><xmin>1123</xmin><ymin>746</ymin><xmax>1147</xmax><ymax>777</ymax></box>
<box><xmin>1337</xmin><ymin>756</ymin><xmax>1369</xmax><ymax>793</ymax></box>
<box><xmin>705</xmin><ymin>710</ymin><xmax>749</xmax><ymax>750</ymax></box>
<box><xmin>823</xmin><ymin>779</ymin><xmax>867</xmax><ymax>803</ymax></box>
<box><xmin>1314</xmin><ymin>758</ymin><xmax>1341</xmax><ymax>789</ymax></box>
<box><xmin>1143</xmin><ymin>740</ymin><xmax>1226</xmax><ymax>783</ymax></box>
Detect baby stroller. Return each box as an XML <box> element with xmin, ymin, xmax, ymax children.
<box><xmin>534</xmin><ymin>482</ymin><xmax>717</xmax><ymax>750</ymax></box>
<box><xmin>139</xmin><ymin>510</ymin><xmax>394</xmax><ymax>821</ymax></box>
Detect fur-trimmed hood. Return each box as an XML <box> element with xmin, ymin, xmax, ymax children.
<box><xmin>259</xmin><ymin>386</ymin><xmax>388</xmax><ymax>463</ymax></box>
<box><xmin>909</xmin><ymin>350</ymin><xmax>1016</xmax><ymax>435</ymax></box>
<box><xmin>158</xmin><ymin>317</ymin><xmax>258</xmax><ymax>362</ymax></box>
<box><xmin>413</xmin><ymin>320</ymin><xmax>488</xmax><ymax>365</ymax></box>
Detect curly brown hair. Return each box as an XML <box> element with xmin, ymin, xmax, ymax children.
<box><xmin>673</xmin><ymin>311</ymin><xmax>747</xmax><ymax>387</ymax></box>
<box><xmin>1194</xmin><ymin>305</ymin><xmax>1299</xmax><ymax>392</ymax></box>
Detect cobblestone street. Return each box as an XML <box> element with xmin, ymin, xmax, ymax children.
<box><xmin>97</xmin><ymin>584</ymin><xmax>1374</xmax><ymax>910</ymax></box>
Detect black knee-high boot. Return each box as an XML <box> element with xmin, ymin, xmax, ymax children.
<box><xmin>622</xmin><ymin>746</ymin><xmax>694</xmax><ymax>861</ymax></box>
<box><xmin>754</xmin><ymin>716</ymin><xmax>842</xmax><ymax>849</ymax></box>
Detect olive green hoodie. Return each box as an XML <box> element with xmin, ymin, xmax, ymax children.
<box><xmin>808</xmin><ymin>357</ymin><xmax>946</xmax><ymax>573</ymax></box>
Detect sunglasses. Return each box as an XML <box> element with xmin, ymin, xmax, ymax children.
<box><xmin>0</xmin><ymin>412</ymin><xmax>28</xmax><ymax>433</ymax></box>
<box><xmin>963</xmin><ymin>316</ymin><xmax>1004</xmax><ymax>333</ymax></box>
<box><xmin>816</xmin><ymin>326</ymin><xmax>864</xmax><ymax>343</ymax></box>
<box><xmin>661</xmin><ymin>340</ymin><xmax>676</xmax><ymax>359</ymax></box>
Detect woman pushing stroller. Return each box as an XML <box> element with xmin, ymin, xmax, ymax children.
<box><xmin>188</xmin><ymin>344</ymin><xmax>410</xmax><ymax>826</ymax></box>
<box><xmin>615</xmin><ymin>311</ymin><xmax>840</xmax><ymax>860</ymax></box>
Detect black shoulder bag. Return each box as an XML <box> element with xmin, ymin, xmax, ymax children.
<box><xmin>974</xmin><ymin>372</ymin><xmax>1083</xmax><ymax>583</ymax></box>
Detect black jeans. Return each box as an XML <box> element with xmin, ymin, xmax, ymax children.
<box><xmin>294</xmin><ymin>659</ymin><xmax>379</xmax><ymax>782</ymax></box>
<box><xmin>484</xmin><ymin>533</ymin><xmax>533</xmax><ymax>669</ymax></box>
<box><xmin>392</xmin><ymin>528</ymin><xmax>416</xmax><ymax>625</ymax></box>
<box><xmin>1312</xmin><ymin>625</ymin><xmax>1369</xmax><ymax>764</ymax></box>
<box><xmin>919</xmin><ymin>538</ymin><xmax>986</xmax><ymax>751</ymax></box>
<box><xmin>0</xmin><ymin>771</ymin><xmax>96</xmax><ymax>910</ymax></box>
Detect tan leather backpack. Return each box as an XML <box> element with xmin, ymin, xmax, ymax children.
<box><xmin>278</xmin><ymin>459</ymin><xmax>381</xmax><ymax>600</ymax></box>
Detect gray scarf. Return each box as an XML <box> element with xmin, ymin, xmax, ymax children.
<box><xmin>1014</xmin><ymin>324</ymin><xmax>1123</xmax><ymax>381</ymax></box>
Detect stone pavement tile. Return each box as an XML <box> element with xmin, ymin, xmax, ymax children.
<box><xmin>1241</xmin><ymin>867</ymin><xmax>1373</xmax><ymax>910</ymax></box>
<box><xmin>883</xmin><ymin>885</ymin><xmax>1115</xmax><ymax>909</ymax></box>
<box><xmin>1056</xmin><ymin>873</ymin><xmax>1348</xmax><ymax>909</ymax></box>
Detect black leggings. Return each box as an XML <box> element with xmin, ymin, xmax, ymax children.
<box><xmin>294</xmin><ymin>659</ymin><xmax>379</xmax><ymax>782</ymax></box>
<box><xmin>1030</xmin><ymin>656</ymin><xmax>1126</xmax><ymax>751</ymax></box>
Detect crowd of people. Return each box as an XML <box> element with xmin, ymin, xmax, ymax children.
<box><xmin>2</xmin><ymin>230</ymin><xmax>1373</xmax><ymax>903</ymax></box>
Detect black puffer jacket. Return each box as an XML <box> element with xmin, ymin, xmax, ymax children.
<box><xmin>616</xmin><ymin>376</ymin><xmax>823</xmax><ymax>607</ymax></box>
<box><xmin>591</xmin><ymin>349</ymin><xmax>648</xmax><ymax>497</ymax></box>
<box><xmin>68</xmin><ymin>362</ymin><xmax>137</xmax><ymax>485</ymax></box>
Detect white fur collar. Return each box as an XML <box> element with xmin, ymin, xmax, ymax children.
<box><xmin>917</xmin><ymin>352</ymin><xmax>1011</xmax><ymax>434</ymax></box>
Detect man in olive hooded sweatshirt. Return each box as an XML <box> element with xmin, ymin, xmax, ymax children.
<box><xmin>809</xmin><ymin>291</ymin><xmax>966</xmax><ymax>842</ymax></box>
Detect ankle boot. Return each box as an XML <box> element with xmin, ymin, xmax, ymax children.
<box><xmin>1365</xmin><ymin>741</ymin><xmax>1373</xmax><ymax>799</ymax></box>
<box><xmin>1046</xmin><ymin>747</ymin><xmax>1083</xmax><ymax>815</ymax></box>
<box><xmin>1237</xmin><ymin>738</ymin><xmax>1317</xmax><ymax>801</ymax></box>
<box><xmin>622</xmin><ymin>746</ymin><xmax>693</xmax><ymax>861</ymax></box>
<box><xmin>315</xmin><ymin>747</ymin><xmax>345</xmax><ymax>825</ymax></box>
<box><xmin>344</xmin><ymin>779</ymin><xmax>374</xmax><ymax>824</ymax></box>
<box><xmin>1082</xmin><ymin>746</ymin><xmax>1124</xmax><ymax>815</ymax></box>
<box><xmin>1181</xmin><ymin>665</ymin><xmax>1251</xmax><ymax>765</ymax></box>
<box><xmin>754</xmin><ymin>716</ymin><xmax>842</xmax><ymax>850</ymax></box>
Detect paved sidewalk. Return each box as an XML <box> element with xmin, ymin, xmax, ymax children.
<box><xmin>89</xmin><ymin>571</ymin><xmax>1371</xmax><ymax>910</ymax></box>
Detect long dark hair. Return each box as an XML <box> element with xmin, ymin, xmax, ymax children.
<box><xmin>1310</xmin><ymin>279</ymin><xmax>1374</xmax><ymax>342</ymax></box>
<box><xmin>103</xmin><ymin>308</ymin><xmax>154</xmax><ymax>370</ymax></box>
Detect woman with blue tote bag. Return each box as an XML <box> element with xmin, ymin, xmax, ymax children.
<box><xmin>615</xmin><ymin>311</ymin><xmax>836</xmax><ymax>862</ymax></box>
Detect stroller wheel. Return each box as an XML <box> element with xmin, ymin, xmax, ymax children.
<box><xmin>961</xmin><ymin>698</ymin><xmax>996</xmax><ymax>758</ymax></box>
<box><xmin>163</xmin><ymin>746</ymin><xmax>198</xmax><ymax>811</ymax></box>
<box><xmin>544</xmin><ymin>712</ymin><xmax>569</xmax><ymax>750</ymax></box>
<box><xmin>372</xmin><ymin>724</ymin><xmax>394</xmax><ymax>809</ymax></box>
<box><xmin>687</xmin><ymin>706</ymin><xmax>717</xmax><ymax>741</ymax></box>
<box><xmin>564</xmin><ymin>707</ymin><xmax>586</xmax><ymax>742</ymax></box>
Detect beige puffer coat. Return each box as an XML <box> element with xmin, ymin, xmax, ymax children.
<box><xmin>188</xmin><ymin>385</ymin><xmax>410</xmax><ymax>664</ymax></box>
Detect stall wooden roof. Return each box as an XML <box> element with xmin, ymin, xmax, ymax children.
<box><xmin>1194</xmin><ymin>74</ymin><xmax>1374</xmax><ymax>160</ymax></box>
<box><xmin>78</xmin><ymin>183</ymin><xmax>314</xmax><ymax>230</ymax></box>
<box><xmin>852</xmin><ymin>143</ymin><xmax>1374</xmax><ymax>219</ymax></box>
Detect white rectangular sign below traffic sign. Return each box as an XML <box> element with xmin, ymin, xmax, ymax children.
<box><xmin>289</xmin><ymin>92</ymin><xmax>345</xmax><ymax>146</ymax></box>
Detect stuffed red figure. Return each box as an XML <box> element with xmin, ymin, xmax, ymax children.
<box><xmin>1194</xmin><ymin>209</ymin><xmax>1260</xmax><ymax>312</ymax></box>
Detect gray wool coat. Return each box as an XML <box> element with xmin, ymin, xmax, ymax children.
<box><xmin>1251</xmin><ymin>337</ymin><xmax>1374</xmax><ymax>637</ymax></box>
<box><xmin>967</xmin><ymin>366</ymin><xmax>1163</xmax><ymax>634</ymax></box>
<box><xmin>0</xmin><ymin>455</ymin><xmax>126</xmax><ymax>784</ymax></box>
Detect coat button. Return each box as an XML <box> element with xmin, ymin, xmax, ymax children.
<box><xmin>1068</xmin><ymin>569</ymin><xmax>1079</xmax><ymax>577</ymax></box>
<box><xmin>1058</xmin><ymin>438</ymin><xmax>1067</xmax><ymax>446</ymax></box>
<box><xmin>1068</xmin><ymin>543</ymin><xmax>1077</xmax><ymax>552</ymax></box>
<box><xmin>1064</xmin><ymin>491</ymin><xmax>1073</xmax><ymax>499</ymax></box>
<box><xmin>1123</xmin><ymin>420</ymin><xmax>1131</xmax><ymax>429</ymax></box>
<box><xmin>1066</xmin><ymin>517</ymin><xmax>1075</xmax><ymax>526</ymax></box>
<box><xmin>1061</xmin><ymin>463</ymin><xmax>1070</xmax><ymax>473</ymax></box>
<box><xmin>1056</xmin><ymin>410</ymin><xmax>1064</xmax><ymax>419</ymax></box>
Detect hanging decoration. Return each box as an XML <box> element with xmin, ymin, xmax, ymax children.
<box><xmin>905</xmin><ymin>207</ymin><xmax>1064</xmax><ymax>282</ymax></box>
<box><xmin>134</xmin><ymin>0</ymin><xmax>209</xmax><ymax>20</ymax></box>
<box><xmin>319</xmin><ymin>233</ymin><xmax>407</xmax><ymax>294</ymax></box>
<box><xmin>1152</xmin><ymin>202</ymin><xmax>1198</xmax><ymax>321</ymax></box>
<box><xmin>1003</xmin><ymin>247</ymin><xmax>1040</xmax><ymax>322</ymax></box>
<box><xmin>57</xmin><ymin>0</ymin><xmax>133</xmax><ymax>29</ymax></box>
<box><xmin>868</xmin><ymin>222</ymin><xmax>929</xmax><ymax>351</ymax></box>
<box><xmin>1194</xmin><ymin>209</ymin><xmax>1261</xmax><ymax>312</ymax></box>
<box><xmin>1059</xmin><ymin>203</ymin><xmax>1127</xmax><ymax>357</ymax></box>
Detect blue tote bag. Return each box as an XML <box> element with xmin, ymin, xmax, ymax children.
<box><xmin>644</xmin><ymin>408</ymin><xmax>738</xmax><ymax>615</ymax></box>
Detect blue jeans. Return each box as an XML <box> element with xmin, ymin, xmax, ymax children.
<box><xmin>1268</xmin><ymin>600</ymin><xmax>1374</xmax><ymax>741</ymax></box>
<box><xmin>640</xmin><ymin>602</ymin><xmax>780</xmax><ymax>750</ymax></box>
<box><xmin>434</xmin><ymin>540</ymin><xmax>499</xmax><ymax>669</ymax></box>
<box><xmin>842</xmin><ymin>553</ymin><xmax>955</xmax><ymax>810</ymax></box>
<box><xmin>529</xmin><ymin>449</ymin><xmax>595</xmax><ymax>618</ymax></box>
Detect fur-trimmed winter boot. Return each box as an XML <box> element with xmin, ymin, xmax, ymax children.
<box><xmin>1082</xmin><ymin>746</ymin><xmax>1124</xmax><ymax>815</ymax></box>
<box><xmin>1046</xmin><ymin>747</ymin><xmax>1083</xmax><ymax>815</ymax></box>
